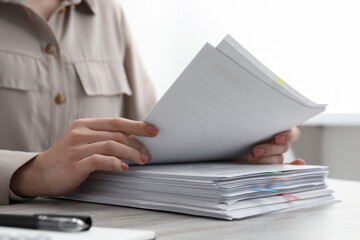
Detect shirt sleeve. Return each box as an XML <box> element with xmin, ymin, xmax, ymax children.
<box><xmin>120</xmin><ymin>9</ymin><xmax>157</xmax><ymax>121</ymax></box>
<box><xmin>9</xmin><ymin>188</ymin><xmax>35</xmax><ymax>202</ymax></box>
<box><xmin>0</xmin><ymin>150</ymin><xmax>39</xmax><ymax>204</ymax></box>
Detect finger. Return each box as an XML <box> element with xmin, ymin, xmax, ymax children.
<box><xmin>248</xmin><ymin>153</ymin><xmax>284</xmax><ymax>164</ymax></box>
<box><xmin>274</xmin><ymin>127</ymin><xmax>300</xmax><ymax>144</ymax></box>
<box><xmin>286</xmin><ymin>159</ymin><xmax>306</xmax><ymax>165</ymax></box>
<box><xmin>78</xmin><ymin>140</ymin><xmax>150</xmax><ymax>165</ymax></box>
<box><xmin>251</xmin><ymin>143</ymin><xmax>289</xmax><ymax>158</ymax></box>
<box><xmin>73</xmin><ymin>118</ymin><xmax>159</xmax><ymax>137</ymax></box>
<box><xmin>81</xmin><ymin>130</ymin><xmax>150</xmax><ymax>155</ymax></box>
<box><xmin>233</xmin><ymin>157</ymin><xmax>248</xmax><ymax>163</ymax></box>
<box><xmin>79</xmin><ymin>154</ymin><xmax>129</xmax><ymax>173</ymax></box>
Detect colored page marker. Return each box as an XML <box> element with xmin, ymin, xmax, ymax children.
<box><xmin>253</xmin><ymin>189</ymin><xmax>278</xmax><ymax>192</ymax></box>
<box><xmin>281</xmin><ymin>193</ymin><xmax>299</xmax><ymax>199</ymax></box>
<box><xmin>274</xmin><ymin>177</ymin><xmax>289</xmax><ymax>180</ymax></box>
<box><xmin>267</xmin><ymin>185</ymin><xmax>284</xmax><ymax>188</ymax></box>
<box><xmin>265</xmin><ymin>171</ymin><xmax>281</xmax><ymax>174</ymax></box>
<box><xmin>275</xmin><ymin>78</ymin><xmax>286</xmax><ymax>86</ymax></box>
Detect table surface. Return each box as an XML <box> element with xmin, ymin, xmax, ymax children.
<box><xmin>0</xmin><ymin>178</ymin><xmax>359</xmax><ymax>240</ymax></box>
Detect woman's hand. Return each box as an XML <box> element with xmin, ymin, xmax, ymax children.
<box><xmin>238</xmin><ymin>127</ymin><xmax>304</xmax><ymax>165</ymax></box>
<box><xmin>10</xmin><ymin>118</ymin><xmax>159</xmax><ymax>198</ymax></box>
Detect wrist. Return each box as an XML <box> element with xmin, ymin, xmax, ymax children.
<box><xmin>10</xmin><ymin>155</ymin><xmax>45</xmax><ymax>198</ymax></box>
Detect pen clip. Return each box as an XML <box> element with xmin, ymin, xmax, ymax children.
<box><xmin>34</xmin><ymin>214</ymin><xmax>92</xmax><ymax>232</ymax></box>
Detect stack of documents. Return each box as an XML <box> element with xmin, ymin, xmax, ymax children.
<box><xmin>66</xmin><ymin>162</ymin><xmax>338</xmax><ymax>220</ymax></box>
<box><xmin>63</xmin><ymin>35</ymin><xmax>337</xmax><ymax>219</ymax></box>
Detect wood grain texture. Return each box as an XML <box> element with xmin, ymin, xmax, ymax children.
<box><xmin>1</xmin><ymin>178</ymin><xmax>359</xmax><ymax>240</ymax></box>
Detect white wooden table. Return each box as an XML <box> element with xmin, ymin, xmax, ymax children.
<box><xmin>0</xmin><ymin>178</ymin><xmax>359</xmax><ymax>240</ymax></box>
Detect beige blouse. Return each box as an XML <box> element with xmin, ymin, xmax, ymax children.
<box><xmin>0</xmin><ymin>0</ymin><xmax>157</xmax><ymax>204</ymax></box>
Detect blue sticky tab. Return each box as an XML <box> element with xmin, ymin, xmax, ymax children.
<box><xmin>267</xmin><ymin>185</ymin><xmax>284</xmax><ymax>188</ymax></box>
<box><xmin>253</xmin><ymin>189</ymin><xmax>278</xmax><ymax>192</ymax></box>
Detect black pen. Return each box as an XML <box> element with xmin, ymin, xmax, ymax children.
<box><xmin>0</xmin><ymin>214</ymin><xmax>92</xmax><ymax>232</ymax></box>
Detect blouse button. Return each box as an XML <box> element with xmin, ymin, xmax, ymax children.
<box><xmin>58</xmin><ymin>8</ymin><xmax>66</xmax><ymax>14</ymax></box>
<box><xmin>45</xmin><ymin>44</ymin><xmax>55</xmax><ymax>54</ymax></box>
<box><xmin>55</xmin><ymin>94</ymin><xmax>66</xmax><ymax>104</ymax></box>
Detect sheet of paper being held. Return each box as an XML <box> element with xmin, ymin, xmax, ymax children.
<box><xmin>137</xmin><ymin>36</ymin><xmax>326</xmax><ymax>164</ymax></box>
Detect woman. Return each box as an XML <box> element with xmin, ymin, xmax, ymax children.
<box><xmin>0</xmin><ymin>0</ymin><xmax>303</xmax><ymax>204</ymax></box>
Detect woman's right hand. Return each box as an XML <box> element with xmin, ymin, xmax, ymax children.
<box><xmin>10</xmin><ymin>118</ymin><xmax>159</xmax><ymax>198</ymax></box>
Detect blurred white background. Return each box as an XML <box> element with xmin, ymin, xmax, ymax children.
<box><xmin>117</xmin><ymin>0</ymin><xmax>360</xmax><ymax>180</ymax></box>
<box><xmin>118</xmin><ymin>0</ymin><xmax>360</xmax><ymax>114</ymax></box>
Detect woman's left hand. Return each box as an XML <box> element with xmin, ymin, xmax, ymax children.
<box><xmin>237</xmin><ymin>127</ymin><xmax>304</xmax><ymax>165</ymax></box>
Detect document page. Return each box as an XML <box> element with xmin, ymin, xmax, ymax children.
<box><xmin>217</xmin><ymin>35</ymin><xmax>325</xmax><ymax>107</ymax></box>
<box><xmin>138</xmin><ymin>37</ymin><xmax>325</xmax><ymax>163</ymax></box>
<box><xmin>66</xmin><ymin>162</ymin><xmax>337</xmax><ymax>220</ymax></box>
<box><xmin>112</xmin><ymin>162</ymin><xmax>327</xmax><ymax>180</ymax></box>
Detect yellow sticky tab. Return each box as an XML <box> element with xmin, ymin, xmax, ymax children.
<box><xmin>275</xmin><ymin>78</ymin><xmax>286</xmax><ymax>86</ymax></box>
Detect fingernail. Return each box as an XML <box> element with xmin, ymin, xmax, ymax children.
<box><xmin>146</xmin><ymin>152</ymin><xmax>152</xmax><ymax>162</ymax></box>
<box><xmin>121</xmin><ymin>162</ymin><xmax>129</xmax><ymax>171</ymax></box>
<box><xmin>275</xmin><ymin>136</ymin><xmax>286</xmax><ymax>144</ymax></box>
<box><xmin>248</xmin><ymin>153</ymin><xmax>257</xmax><ymax>162</ymax></box>
<box><xmin>147</xmin><ymin>127</ymin><xmax>159</xmax><ymax>135</ymax></box>
<box><xmin>254</xmin><ymin>147</ymin><xmax>265</xmax><ymax>157</ymax></box>
<box><xmin>140</xmin><ymin>154</ymin><xmax>148</xmax><ymax>164</ymax></box>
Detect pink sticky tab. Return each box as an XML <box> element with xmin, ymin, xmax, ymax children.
<box><xmin>281</xmin><ymin>193</ymin><xmax>300</xmax><ymax>199</ymax></box>
<box><xmin>274</xmin><ymin>177</ymin><xmax>290</xmax><ymax>180</ymax></box>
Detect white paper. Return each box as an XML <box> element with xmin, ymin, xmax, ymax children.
<box><xmin>217</xmin><ymin>35</ymin><xmax>326</xmax><ymax>108</ymax></box>
<box><xmin>138</xmin><ymin>36</ymin><xmax>325</xmax><ymax>163</ymax></box>
<box><xmin>64</xmin><ymin>162</ymin><xmax>337</xmax><ymax>220</ymax></box>
<box><xmin>100</xmin><ymin>162</ymin><xmax>327</xmax><ymax>179</ymax></box>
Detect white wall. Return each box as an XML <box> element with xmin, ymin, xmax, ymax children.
<box><xmin>322</xmin><ymin>127</ymin><xmax>360</xmax><ymax>180</ymax></box>
<box><xmin>292</xmin><ymin>126</ymin><xmax>360</xmax><ymax>181</ymax></box>
<box><xmin>118</xmin><ymin>0</ymin><xmax>360</xmax><ymax>114</ymax></box>
<box><xmin>117</xmin><ymin>0</ymin><xmax>360</xmax><ymax>180</ymax></box>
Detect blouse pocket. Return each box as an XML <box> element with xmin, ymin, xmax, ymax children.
<box><xmin>74</xmin><ymin>61</ymin><xmax>132</xmax><ymax>96</ymax></box>
<box><xmin>0</xmin><ymin>51</ymin><xmax>41</xmax><ymax>150</ymax></box>
<box><xmin>0</xmin><ymin>51</ymin><xmax>38</xmax><ymax>91</ymax></box>
<box><xmin>73</xmin><ymin>61</ymin><xmax>132</xmax><ymax>118</ymax></box>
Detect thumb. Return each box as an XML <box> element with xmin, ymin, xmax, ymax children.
<box><xmin>287</xmin><ymin>159</ymin><xmax>306</xmax><ymax>165</ymax></box>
